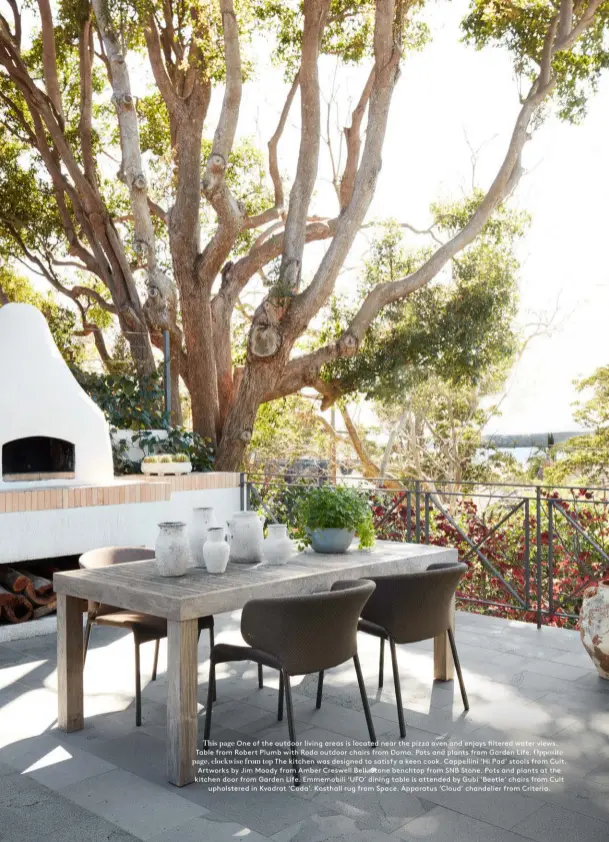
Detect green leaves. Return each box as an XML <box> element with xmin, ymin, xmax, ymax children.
<box><xmin>295</xmin><ymin>484</ymin><xmax>375</xmax><ymax>548</ymax></box>
<box><xmin>323</xmin><ymin>196</ymin><xmax>525</xmax><ymax>402</ymax></box>
<box><xmin>462</xmin><ymin>0</ymin><xmax>609</xmax><ymax>123</ymax></box>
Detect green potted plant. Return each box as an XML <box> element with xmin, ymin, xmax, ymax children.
<box><xmin>141</xmin><ymin>452</ymin><xmax>192</xmax><ymax>476</ymax></box>
<box><xmin>295</xmin><ymin>485</ymin><xmax>375</xmax><ymax>553</ymax></box>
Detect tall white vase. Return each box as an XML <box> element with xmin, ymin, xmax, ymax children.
<box><xmin>227</xmin><ymin>511</ymin><xmax>264</xmax><ymax>563</ymax></box>
<box><xmin>155</xmin><ymin>521</ymin><xmax>190</xmax><ymax>577</ymax></box>
<box><xmin>189</xmin><ymin>507</ymin><xmax>217</xmax><ymax>568</ymax></box>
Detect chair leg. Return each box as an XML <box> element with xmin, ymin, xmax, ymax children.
<box><xmin>282</xmin><ymin>670</ymin><xmax>300</xmax><ymax>787</ymax></box>
<box><xmin>278</xmin><ymin>671</ymin><xmax>284</xmax><ymax>721</ymax></box>
<box><xmin>258</xmin><ymin>663</ymin><xmax>264</xmax><ymax>689</ymax></box>
<box><xmin>316</xmin><ymin>670</ymin><xmax>324</xmax><ymax>709</ymax></box>
<box><xmin>389</xmin><ymin>637</ymin><xmax>406</xmax><ymax>738</ymax></box>
<box><xmin>151</xmin><ymin>639</ymin><xmax>160</xmax><ymax>681</ymax></box>
<box><xmin>134</xmin><ymin>640</ymin><xmax>142</xmax><ymax>727</ymax></box>
<box><xmin>379</xmin><ymin>637</ymin><xmax>385</xmax><ymax>689</ymax></box>
<box><xmin>203</xmin><ymin>656</ymin><xmax>216</xmax><ymax>746</ymax></box>
<box><xmin>447</xmin><ymin>628</ymin><xmax>469</xmax><ymax>711</ymax></box>
<box><xmin>209</xmin><ymin>625</ymin><xmax>217</xmax><ymax>703</ymax></box>
<box><xmin>353</xmin><ymin>653</ymin><xmax>377</xmax><ymax>746</ymax></box>
<box><xmin>83</xmin><ymin>617</ymin><xmax>92</xmax><ymax>664</ymax></box>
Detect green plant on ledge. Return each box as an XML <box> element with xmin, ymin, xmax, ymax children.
<box><xmin>136</xmin><ymin>429</ymin><xmax>214</xmax><ymax>472</ymax></box>
<box><xmin>295</xmin><ymin>485</ymin><xmax>375</xmax><ymax>549</ymax></box>
<box><xmin>142</xmin><ymin>453</ymin><xmax>190</xmax><ymax>464</ymax></box>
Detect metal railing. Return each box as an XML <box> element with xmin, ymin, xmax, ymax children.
<box><xmin>243</xmin><ymin>474</ymin><xmax>609</xmax><ymax>628</ymax></box>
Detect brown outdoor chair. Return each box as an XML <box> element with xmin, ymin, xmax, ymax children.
<box><xmin>353</xmin><ymin>562</ymin><xmax>469</xmax><ymax>738</ymax></box>
<box><xmin>203</xmin><ymin>579</ymin><xmax>377</xmax><ymax>785</ymax></box>
<box><xmin>79</xmin><ymin>546</ymin><xmax>215</xmax><ymax>726</ymax></box>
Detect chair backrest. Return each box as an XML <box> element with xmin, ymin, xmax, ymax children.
<box><xmin>241</xmin><ymin>579</ymin><xmax>375</xmax><ymax>675</ymax></box>
<box><xmin>360</xmin><ymin>562</ymin><xmax>467</xmax><ymax>644</ymax></box>
<box><xmin>79</xmin><ymin>546</ymin><xmax>155</xmax><ymax>570</ymax></box>
<box><xmin>79</xmin><ymin>547</ymin><xmax>155</xmax><ymax>618</ymax></box>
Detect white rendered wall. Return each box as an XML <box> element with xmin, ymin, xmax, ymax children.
<box><xmin>0</xmin><ymin>303</ymin><xmax>113</xmax><ymax>485</ymax></box>
<box><xmin>0</xmin><ymin>486</ymin><xmax>241</xmax><ymax>564</ymax></box>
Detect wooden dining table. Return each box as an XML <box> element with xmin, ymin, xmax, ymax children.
<box><xmin>54</xmin><ymin>540</ymin><xmax>458</xmax><ymax>786</ymax></box>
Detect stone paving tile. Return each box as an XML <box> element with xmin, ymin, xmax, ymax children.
<box><xmin>147</xmin><ymin>811</ymin><xmax>271</xmax><ymax>842</ymax></box>
<box><xmin>176</xmin><ymin>781</ymin><xmax>322</xmax><ymax>836</ymax></box>
<box><xmin>291</xmin><ymin>699</ymin><xmax>396</xmax><ymax>741</ymax></box>
<box><xmin>272</xmin><ymin>809</ymin><xmax>396</xmax><ymax>842</ymax></box>
<box><xmin>415</xmin><ymin>785</ymin><xmax>543</xmax><ymax>831</ymax></box>
<box><xmin>0</xmin><ymin>642</ymin><xmax>31</xmax><ymax>667</ymax></box>
<box><xmin>392</xmin><ymin>804</ymin><xmax>537</xmax><ymax>842</ymax></box>
<box><xmin>60</xmin><ymin>768</ymin><xmax>208</xmax><ymax>840</ymax></box>
<box><xmin>209</xmin><ymin>698</ymin><xmax>286</xmax><ymax>731</ymax></box>
<box><xmin>43</xmin><ymin>817</ymin><xmax>143</xmax><ymax>842</ymax></box>
<box><xmin>72</xmin><ymin>730</ymin><xmax>169</xmax><ymax>789</ymax></box>
<box><xmin>368</xmin><ymin>699</ymin><xmax>476</xmax><ymax>739</ymax></box>
<box><xmin>0</xmin><ymin>732</ymin><xmax>116</xmax><ymax>790</ymax></box>
<box><xmin>511</xmin><ymin>802</ymin><xmax>609</xmax><ymax>842</ymax></box>
<box><xmin>312</xmin><ymin>783</ymin><xmax>434</xmax><ymax>832</ymax></box>
<box><xmin>0</xmin><ymin>772</ymin><xmax>105</xmax><ymax>842</ymax></box>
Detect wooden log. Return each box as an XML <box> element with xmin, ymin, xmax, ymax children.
<box><xmin>33</xmin><ymin>598</ymin><xmax>57</xmax><ymax>620</ymax></box>
<box><xmin>0</xmin><ymin>593</ymin><xmax>34</xmax><ymax>623</ymax></box>
<box><xmin>0</xmin><ymin>568</ymin><xmax>29</xmax><ymax>594</ymax></box>
<box><xmin>20</xmin><ymin>570</ymin><xmax>53</xmax><ymax>596</ymax></box>
<box><xmin>0</xmin><ymin>584</ymin><xmax>19</xmax><ymax>606</ymax></box>
<box><xmin>16</xmin><ymin>570</ymin><xmax>55</xmax><ymax>606</ymax></box>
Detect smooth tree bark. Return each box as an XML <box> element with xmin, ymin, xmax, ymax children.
<box><xmin>0</xmin><ymin>0</ymin><xmax>604</xmax><ymax>463</ymax></box>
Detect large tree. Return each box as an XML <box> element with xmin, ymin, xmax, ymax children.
<box><xmin>0</xmin><ymin>1</ymin><xmax>607</xmax><ymax>469</ymax></box>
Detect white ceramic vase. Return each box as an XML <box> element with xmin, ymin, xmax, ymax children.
<box><xmin>580</xmin><ymin>582</ymin><xmax>609</xmax><ymax>679</ymax></box>
<box><xmin>189</xmin><ymin>507</ymin><xmax>217</xmax><ymax>568</ymax></box>
<box><xmin>155</xmin><ymin>521</ymin><xmax>190</xmax><ymax>577</ymax></box>
<box><xmin>263</xmin><ymin>524</ymin><xmax>294</xmax><ymax>566</ymax></box>
<box><xmin>203</xmin><ymin>527</ymin><xmax>230</xmax><ymax>574</ymax></box>
<box><xmin>227</xmin><ymin>511</ymin><xmax>265</xmax><ymax>564</ymax></box>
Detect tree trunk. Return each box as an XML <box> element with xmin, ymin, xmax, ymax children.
<box><xmin>170</xmin><ymin>338</ymin><xmax>183</xmax><ymax>426</ymax></box>
<box><xmin>214</xmin><ymin>361</ymin><xmax>279</xmax><ymax>470</ymax></box>
<box><xmin>118</xmin><ymin>312</ymin><xmax>155</xmax><ymax>374</ymax></box>
<box><xmin>179</xmin><ymin>281</ymin><xmax>219</xmax><ymax>445</ymax></box>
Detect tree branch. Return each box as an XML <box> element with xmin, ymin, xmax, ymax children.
<box><xmin>92</xmin><ymin>0</ymin><xmax>176</xmax><ymax>329</ymax></box>
<box><xmin>78</xmin><ymin>11</ymin><xmax>97</xmax><ymax>186</ymax></box>
<box><xmin>285</xmin><ymin>0</ymin><xmax>400</xmax><ymax>338</ymax></box>
<box><xmin>276</xmin><ymin>0</ymin><xmax>330</xmax><ymax>294</ymax></box>
<box><xmin>339</xmin><ymin>65</ymin><xmax>375</xmax><ymax>209</ymax></box>
<box><xmin>37</xmin><ymin>0</ymin><xmax>64</xmax><ymax>124</ymax></box>
<box><xmin>268</xmin><ymin>72</ymin><xmax>299</xmax><ymax>213</ymax></box>
<box><xmin>143</xmin><ymin>13</ymin><xmax>185</xmax><ymax>121</ymax></box>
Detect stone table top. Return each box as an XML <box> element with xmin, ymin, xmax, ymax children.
<box><xmin>54</xmin><ymin>541</ymin><xmax>457</xmax><ymax>621</ymax></box>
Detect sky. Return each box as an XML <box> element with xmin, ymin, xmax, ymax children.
<box><xmin>231</xmin><ymin>0</ymin><xmax>609</xmax><ymax>436</ymax></box>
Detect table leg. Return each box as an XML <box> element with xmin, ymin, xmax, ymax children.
<box><xmin>167</xmin><ymin>618</ymin><xmax>198</xmax><ymax>786</ymax></box>
<box><xmin>433</xmin><ymin>596</ymin><xmax>455</xmax><ymax>681</ymax></box>
<box><xmin>57</xmin><ymin>594</ymin><xmax>85</xmax><ymax>731</ymax></box>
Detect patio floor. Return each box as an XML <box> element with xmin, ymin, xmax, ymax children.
<box><xmin>0</xmin><ymin>610</ymin><xmax>608</xmax><ymax>842</ymax></box>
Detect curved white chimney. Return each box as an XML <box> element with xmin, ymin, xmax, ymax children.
<box><xmin>0</xmin><ymin>303</ymin><xmax>113</xmax><ymax>486</ymax></box>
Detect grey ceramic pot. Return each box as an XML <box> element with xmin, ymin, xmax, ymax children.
<box><xmin>310</xmin><ymin>528</ymin><xmax>355</xmax><ymax>554</ymax></box>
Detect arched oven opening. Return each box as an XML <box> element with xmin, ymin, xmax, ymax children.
<box><xmin>2</xmin><ymin>436</ymin><xmax>75</xmax><ymax>482</ymax></box>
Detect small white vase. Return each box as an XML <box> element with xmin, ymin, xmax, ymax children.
<box><xmin>263</xmin><ymin>524</ymin><xmax>294</xmax><ymax>566</ymax></box>
<box><xmin>189</xmin><ymin>507</ymin><xmax>217</xmax><ymax>568</ymax></box>
<box><xmin>155</xmin><ymin>521</ymin><xmax>190</xmax><ymax>577</ymax></box>
<box><xmin>227</xmin><ymin>511</ymin><xmax>265</xmax><ymax>564</ymax></box>
<box><xmin>203</xmin><ymin>527</ymin><xmax>230</xmax><ymax>574</ymax></box>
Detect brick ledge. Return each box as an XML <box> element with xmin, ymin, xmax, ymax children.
<box><xmin>0</xmin><ymin>472</ymin><xmax>241</xmax><ymax>513</ymax></box>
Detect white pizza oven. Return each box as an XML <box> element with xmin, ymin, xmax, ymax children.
<box><xmin>0</xmin><ymin>303</ymin><xmax>113</xmax><ymax>486</ymax></box>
